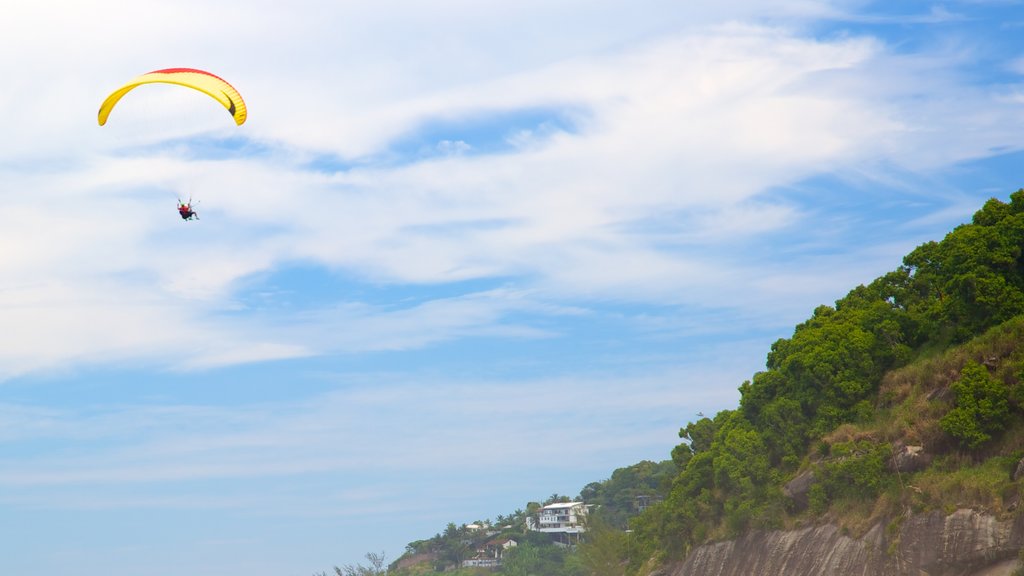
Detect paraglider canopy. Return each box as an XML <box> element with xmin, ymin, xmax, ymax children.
<box><xmin>98</xmin><ymin>68</ymin><xmax>247</xmax><ymax>126</ymax></box>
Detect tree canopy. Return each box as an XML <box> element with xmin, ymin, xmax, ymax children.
<box><xmin>635</xmin><ymin>189</ymin><xmax>1024</xmax><ymax>558</ymax></box>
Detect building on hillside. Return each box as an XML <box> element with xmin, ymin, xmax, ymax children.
<box><xmin>465</xmin><ymin>521</ymin><xmax>501</xmax><ymax>538</ymax></box>
<box><xmin>634</xmin><ymin>494</ymin><xmax>664</xmax><ymax>513</ymax></box>
<box><xmin>526</xmin><ymin>501</ymin><xmax>589</xmax><ymax>545</ymax></box>
<box><xmin>461</xmin><ymin>537</ymin><xmax>517</xmax><ymax>569</ymax></box>
<box><xmin>488</xmin><ymin>537</ymin><xmax>518</xmax><ymax>555</ymax></box>
<box><xmin>461</xmin><ymin>556</ymin><xmax>500</xmax><ymax>569</ymax></box>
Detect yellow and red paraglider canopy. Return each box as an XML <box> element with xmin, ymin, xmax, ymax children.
<box><xmin>98</xmin><ymin>68</ymin><xmax>247</xmax><ymax>126</ymax></box>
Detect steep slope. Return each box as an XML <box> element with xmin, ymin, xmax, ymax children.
<box><xmin>630</xmin><ymin>191</ymin><xmax>1024</xmax><ymax>574</ymax></box>
<box><xmin>668</xmin><ymin>509</ymin><xmax>1024</xmax><ymax>576</ymax></box>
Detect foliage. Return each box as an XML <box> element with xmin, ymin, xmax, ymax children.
<box><xmin>501</xmin><ymin>542</ymin><xmax>581</xmax><ymax>576</ymax></box>
<box><xmin>580</xmin><ymin>460</ymin><xmax>675</xmax><ymax>529</ymax></box>
<box><xmin>576</xmin><ymin>512</ymin><xmax>628</xmax><ymax>576</ymax></box>
<box><xmin>634</xmin><ymin>189</ymin><xmax>1024</xmax><ymax>556</ymax></box>
<box><xmin>940</xmin><ymin>361</ymin><xmax>1012</xmax><ymax>449</ymax></box>
<box><xmin>809</xmin><ymin>439</ymin><xmax>892</xmax><ymax>515</ymax></box>
<box><xmin>900</xmin><ymin>453</ymin><xmax>1022</xmax><ymax>518</ymax></box>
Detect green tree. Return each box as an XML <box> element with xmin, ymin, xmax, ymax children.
<box><xmin>814</xmin><ymin>440</ymin><xmax>890</xmax><ymax>508</ymax></box>
<box><xmin>501</xmin><ymin>542</ymin><xmax>578</xmax><ymax>576</ymax></box>
<box><xmin>580</xmin><ymin>460</ymin><xmax>674</xmax><ymax>529</ymax></box>
<box><xmin>940</xmin><ymin>361</ymin><xmax>1011</xmax><ymax>449</ymax></box>
<box><xmin>577</xmin><ymin>513</ymin><xmax>627</xmax><ymax>576</ymax></box>
<box><xmin>501</xmin><ymin>543</ymin><xmax>540</xmax><ymax>576</ymax></box>
<box><xmin>901</xmin><ymin>192</ymin><xmax>1024</xmax><ymax>342</ymax></box>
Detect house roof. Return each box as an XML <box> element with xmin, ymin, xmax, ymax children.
<box><xmin>541</xmin><ymin>501</ymin><xmax>583</xmax><ymax>510</ymax></box>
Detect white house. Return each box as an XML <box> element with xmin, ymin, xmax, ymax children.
<box><xmin>527</xmin><ymin>501</ymin><xmax>588</xmax><ymax>534</ymax></box>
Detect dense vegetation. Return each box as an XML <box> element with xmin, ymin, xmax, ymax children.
<box><xmin>630</xmin><ymin>190</ymin><xmax>1024</xmax><ymax>566</ymax></box>
<box><xmin>329</xmin><ymin>190</ymin><xmax>1024</xmax><ymax>575</ymax></box>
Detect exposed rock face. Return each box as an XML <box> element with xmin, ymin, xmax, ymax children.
<box><xmin>673</xmin><ymin>523</ymin><xmax>886</xmax><ymax>575</ymax></box>
<box><xmin>889</xmin><ymin>443</ymin><xmax>931</xmax><ymax>474</ymax></box>
<box><xmin>1013</xmin><ymin>458</ymin><xmax>1024</xmax><ymax>482</ymax></box>
<box><xmin>668</xmin><ymin>509</ymin><xmax>1024</xmax><ymax>576</ymax></box>
<box><xmin>782</xmin><ymin>471</ymin><xmax>815</xmax><ymax>512</ymax></box>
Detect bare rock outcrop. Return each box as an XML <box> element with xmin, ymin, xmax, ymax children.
<box><xmin>1013</xmin><ymin>458</ymin><xmax>1024</xmax><ymax>482</ymax></box>
<box><xmin>782</xmin><ymin>471</ymin><xmax>816</xmax><ymax>512</ymax></box>
<box><xmin>674</xmin><ymin>523</ymin><xmax>887</xmax><ymax>575</ymax></box>
<box><xmin>667</xmin><ymin>509</ymin><xmax>1024</xmax><ymax>576</ymax></box>
<box><xmin>889</xmin><ymin>443</ymin><xmax>931</xmax><ymax>474</ymax></box>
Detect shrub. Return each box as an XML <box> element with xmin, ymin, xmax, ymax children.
<box><xmin>940</xmin><ymin>361</ymin><xmax>1011</xmax><ymax>449</ymax></box>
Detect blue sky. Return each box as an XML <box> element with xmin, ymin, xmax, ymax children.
<box><xmin>2</xmin><ymin>0</ymin><xmax>1024</xmax><ymax>574</ymax></box>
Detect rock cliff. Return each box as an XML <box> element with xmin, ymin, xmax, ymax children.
<box><xmin>666</xmin><ymin>509</ymin><xmax>1024</xmax><ymax>576</ymax></box>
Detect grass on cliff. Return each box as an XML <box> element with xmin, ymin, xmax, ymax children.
<box><xmin>797</xmin><ymin>316</ymin><xmax>1024</xmax><ymax>535</ymax></box>
<box><xmin>908</xmin><ymin>453</ymin><xmax>1021</xmax><ymax>516</ymax></box>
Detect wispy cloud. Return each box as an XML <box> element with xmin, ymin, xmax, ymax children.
<box><xmin>2</xmin><ymin>17</ymin><xmax>1022</xmax><ymax>375</ymax></box>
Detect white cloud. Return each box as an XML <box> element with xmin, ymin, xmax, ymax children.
<box><xmin>0</xmin><ymin>2</ymin><xmax>1021</xmax><ymax>379</ymax></box>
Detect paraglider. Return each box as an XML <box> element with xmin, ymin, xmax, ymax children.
<box><xmin>99</xmin><ymin>68</ymin><xmax>246</xmax><ymax>221</ymax></box>
<box><xmin>177</xmin><ymin>198</ymin><xmax>198</xmax><ymax>221</ymax></box>
<box><xmin>98</xmin><ymin>67</ymin><xmax>247</xmax><ymax>126</ymax></box>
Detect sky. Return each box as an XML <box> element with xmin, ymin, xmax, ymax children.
<box><xmin>1</xmin><ymin>0</ymin><xmax>1024</xmax><ymax>574</ymax></box>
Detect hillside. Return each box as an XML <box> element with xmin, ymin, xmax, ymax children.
<box><xmin>629</xmin><ymin>190</ymin><xmax>1024</xmax><ymax>567</ymax></box>
<box><xmin>662</xmin><ymin>316</ymin><xmax>1024</xmax><ymax>576</ymax></box>
<box><xmin>350</xmin><ymin>190</ymin><xmax>1024</xmax><ymax>576</ymax></box>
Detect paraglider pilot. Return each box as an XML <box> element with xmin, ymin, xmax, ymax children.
<box><xmin>178</xmin><ymin>198</ymin><xmax>198</xmax><ymax>221</ymax></box>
